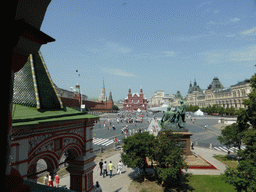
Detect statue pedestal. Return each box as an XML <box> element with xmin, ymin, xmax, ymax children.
<box><xmin>172</xmin><ymin>131</ymin><xmax>193</xmax><ymax>156</ymax></box>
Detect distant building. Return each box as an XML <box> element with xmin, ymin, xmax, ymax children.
<box><xmin>183</xmin><ymin>77</ymin><xmax>252</xmax><ymax>109</ymax></box>
<box><xmin>123</xmin><ymin>86</ymin><xmax>148</xmax><ymax>111</ymax></box>
<box><xmin>149</xmin><ymin>90</ymin><xmax>174</xmax><ymax>107</ymax></box>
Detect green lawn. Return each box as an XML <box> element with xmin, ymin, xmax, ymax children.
<box><xmin>213</xmin><ymin>155</ymin><xmax>238</xmax><ymax>169</ymax></box>
<box><xmin>188</xmin><ymin>175</ymin><xmax>236</xmax><ymax>192</ymax></box>
<box><xmin>129</xmin><ymin>174</ymin><xmax>236</xmax><ymax>192</ymax></box>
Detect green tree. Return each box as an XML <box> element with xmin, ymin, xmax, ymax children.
<box><xmin>218</xmin><ymin>123</ymin><xmax>243</xmax><ymax>151</ymax></box>
<box><xmin>219</xmin><ymin>107</ymin><xmax>225</xmax><ymax>116</ymax></box>
<box><xmin>153</xmin><ymin>130</ymin><xmax>188</xmax><ymax>187</ymax></box>
<box><xmin>223</xmin><ymin>72</ymin><xmax>256</xmax><ymax>191</ymax></box>
<box><xmin>121</xmin><ymin>132</ymin><xmax>155</xmax><ymax>180</ymax></box>
<box><xmin>113</xmin><ymin>104</ymin><xmax>119</xmax><ymax>111</ymax></box>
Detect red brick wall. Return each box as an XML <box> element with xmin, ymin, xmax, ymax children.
<box><xmin>61</xmin><ymin>97</ymin><xmax>80</xmax><ymax>108</ymax></box>
<box><xmin>60</xmin><ymin>97</ymin><xmax>113</xmax><ymax>112</ymax></box>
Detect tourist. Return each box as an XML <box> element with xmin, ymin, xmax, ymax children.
<box><xmin>117</xmin><ymin>161</ymin><xmax>123</xmax><ymax>175</ymax></box>
<box><xmin>98</xmin><ymin>159</ymin><xmax>103</xmax><ymax>176</ymax></box>
<box><xmin>191</xmin><ymin>141</ymin><xmax>194</xmax><ymax>150</ymax></box>
<box><xmin>94</xmin><ymin>181</ymin><xmax>102</xmax><ymax>192</ymax></box>
<box><xmin>55</xmin><ymin>173</ymin><xmax>60</xmax><ymax>187</ymax></box>
<box><xmin>44</xmin><ymin>175</ymin><xmax>48</xmax><ymax>185</ymax></box>
<box><xmin>103</xmin><ymin>121</ymin><xmax>106</xmax><ymax>128</ymax></box>
<box><xmin>47</xmin><ymin>174</ymin><xmax>53</xmax><ymax>187</ymax></box>
<box><xmin>108</xmin><ymin>161</ymin><xmax>116</xmax><ymax>178</ymax></box>
<box><xmin>113</xmin><ymin>124</ymin><xmax>116</xmax><ymax>130</ymax></box>
<box><xmin>102</xmin><ymin>161</ymin><xmax>108</xmax><ymax>178</ymax></box>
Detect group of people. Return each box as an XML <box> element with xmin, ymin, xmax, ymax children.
<box><xmin>97</xmin><ymin>159</ymin><xmax>123</xmax><ymax>179</ymax></box>
<box><xmin>44</xmin><ymin>173</ymin><xmax>59</xmax><ymax>188</ymax></box>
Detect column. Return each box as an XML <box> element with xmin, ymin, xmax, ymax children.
<box><xmin>66</xmin><ymin>153</ymin><xmax>96</xmax><ymax>192</ymax></box>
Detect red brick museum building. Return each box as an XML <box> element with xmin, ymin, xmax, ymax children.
<box><xmin>123</xmin><ymin>87</ymin><xmax>148</xmax><ymax>111</ymax></box>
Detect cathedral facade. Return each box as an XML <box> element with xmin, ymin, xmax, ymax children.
<box><xmin>123</xmin><ymin>87</ymin><xmax>148</xmax><ymax>111</ymax></box>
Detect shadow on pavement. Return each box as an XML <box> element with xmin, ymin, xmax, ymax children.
<box><xmin>113</xmin><ymin>188</ymin><xmax>122</xmax><ymax>192</ymax></box>
<box><xmin>126</xmin><ymin>169</ymin><xmax>195</xmax><ymax>192</ymax></box>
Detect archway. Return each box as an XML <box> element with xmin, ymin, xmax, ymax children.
<box><xmin>27</xmin><ymin>153</ymin><xmax>58</xmax><ymax>183</ymax></box>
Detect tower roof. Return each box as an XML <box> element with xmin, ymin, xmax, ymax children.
<box><xmin>103</xmin><ymin>77</ymin><xmax>105</xmax><ymax>89</ymax></box>
<box><xmin>208</xmin><ymin>77</ymin><xmax>225</xmax><ymax>90</ymax></box>
<box><xmin>13</xmin><ymin>51</ymin><xmax>63</xmax><ymax>110</ymax></box>
<box><xmin>109</xmin><ymin>92</ymin><xmax>113</xmax><ymax>101</ymax></box>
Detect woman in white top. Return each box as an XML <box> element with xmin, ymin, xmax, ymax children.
<box><xmin>47</xmin><ymin>174</ymin><xmax>53</xmax><ymax>187</ymax></box>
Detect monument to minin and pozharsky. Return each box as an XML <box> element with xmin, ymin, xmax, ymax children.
<box><xmin>158</xmin><ymin>100</ymin><xmax>193</xmax><ymax>155</ymax></box>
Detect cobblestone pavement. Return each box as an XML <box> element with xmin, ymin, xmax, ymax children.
<box><xmin>55</xmin><ymin>151</ymin><xmax>139</xmax><ymax>192</ymax></box>
<box><xmin>55</xmin><ymin>146</ymin><xmax>230</xmax><ymax>191</ymax></box>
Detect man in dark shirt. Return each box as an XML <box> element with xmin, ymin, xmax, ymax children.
<box><xmin>98</xmin><ymin>159</ymin><xmax>103</xmax><ymax>176</ymax></box>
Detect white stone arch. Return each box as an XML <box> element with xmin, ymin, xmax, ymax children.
<box><xmin>29</xmin><ymin>133</ymin><xmax>84</xmax><ymax>158</ymax></box>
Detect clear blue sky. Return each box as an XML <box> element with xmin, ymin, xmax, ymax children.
<box><xmin>40</xmin><ymin>0</ymin><xmax>256</xmax><ymax>101</ymax></box>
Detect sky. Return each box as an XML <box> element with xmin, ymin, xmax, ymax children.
<box><xmin>40</xmin><ymin>0</ymin><xmax>256</xmax><ymax>101</ymax></box>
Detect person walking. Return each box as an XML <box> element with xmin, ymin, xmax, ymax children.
<box><xmin>98</xmin><ymin>159</ymin><xmax>103</xmax><ymax>176</ymax></box>
<box><xmin>47</xmin><ymin>174</ymin><xmax>53</xmax><ymax>187</ymax></box>
<box><xmin>108</xmin><ymin>161</ymin><xmax>116</xmax><ymax>178</ymax></box>
<box><xmin>117</xmin><ymin>161</ymin><xmax>123</xmax><ymax>175</ymax></box>
<box><xmin>104</xmin><ymin>121</ymin><xmax>106</xmax><ymax>128</ymax></box>
<box><xmin>55</xmin><ymin>173</ymin><xmax>60</xmax><ymax>188</ymax></box>
<box><xmin>44</xmin><ymin>175</ymin><xmax>48</xmax><ymax>185</ymax></box>
<box><xmin>94</xmin><ymin>181</ymin><xmax>102</xmax><ymax>192</ymax></box>
<box><xmin>191</xmin><ymin>141</ymin><xmax>194</xmax><ymax>150</ymax></box>
<box><xmin>102</xmin><ymin>161</ymin><xmax>108</xmax><ymax>178</ymax></box>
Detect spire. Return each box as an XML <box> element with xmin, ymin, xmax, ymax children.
<box><xmin>103</xmin><ymin>77</ymin><xmax>105</xmax><ymax>89</ymax></box>
<box><xmin>194</xmin><ymin>78</ymin><xmax>197</xmax><ymax>86</ymax></box>
<box><xmin>109</xmin><ymin>92</ymin><xmax>113</xmax><ymax>101</ymax></box>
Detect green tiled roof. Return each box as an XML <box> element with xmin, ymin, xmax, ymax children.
<box><xmin>13</xmin><ymin>51</ymin><xmax>63</xmax><ymax>110</ymax></box>
<box><xmin>12</xmin><ymin>104</ymin><xmax>99</xmax><ymax>126</ymax></box>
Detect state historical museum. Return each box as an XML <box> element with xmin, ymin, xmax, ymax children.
<box><xmin>123</xmin><ymin>86</ymin><xmax>148</xmax><ymax>111</ymax></box>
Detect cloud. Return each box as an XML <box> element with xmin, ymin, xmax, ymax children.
<box><xmin>163</xmin><ymin>51</ymin><xmax>177</xmax><ymax>57</ymax></box>
<box><xmin>106</xmin><ymin>42</ymin><xmax>133</xmax><ymax>53</ymax></box>
<box><xmin>198</xmin><ymin>44</ymin><xmax>256</xmax><ymax>64</ymax></box>
<box><xmin>119</xmin><ymin>46</ymin><xmax>133</xmax><ymax>53</ymax></box>
<box><xmin>101</xmin><ymin>67</ymin><xmax>136</xmax><ymax>77</ymax></box>
<box><xmin>240</xmin><ymin>27</ymin><xmax>256</xmax><ymax>35</ymax></box>
<box><xmin>206</xmin><ymin>17</ymin><xmax>240</xmax><ymax>26</ymax></box>
<box><xmin>230</xmin><ymin>18</ymin><xmax>240</xmax><ymax>22</ymax></box>
<box><xmin>197</xmin><ymin>1</ymin><xmax>211</xmax><ymax>8</ymax></box>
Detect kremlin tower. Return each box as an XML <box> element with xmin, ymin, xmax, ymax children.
<box><xmin>98</xmin><ymin>77</ymin><xmax>107</xmax><ymax>101</ymax></box>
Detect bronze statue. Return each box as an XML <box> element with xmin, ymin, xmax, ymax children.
<box><xmin>158</xmin><ymin>100</ymin><xmax>186</xmax><ymax>130</ymax></box>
